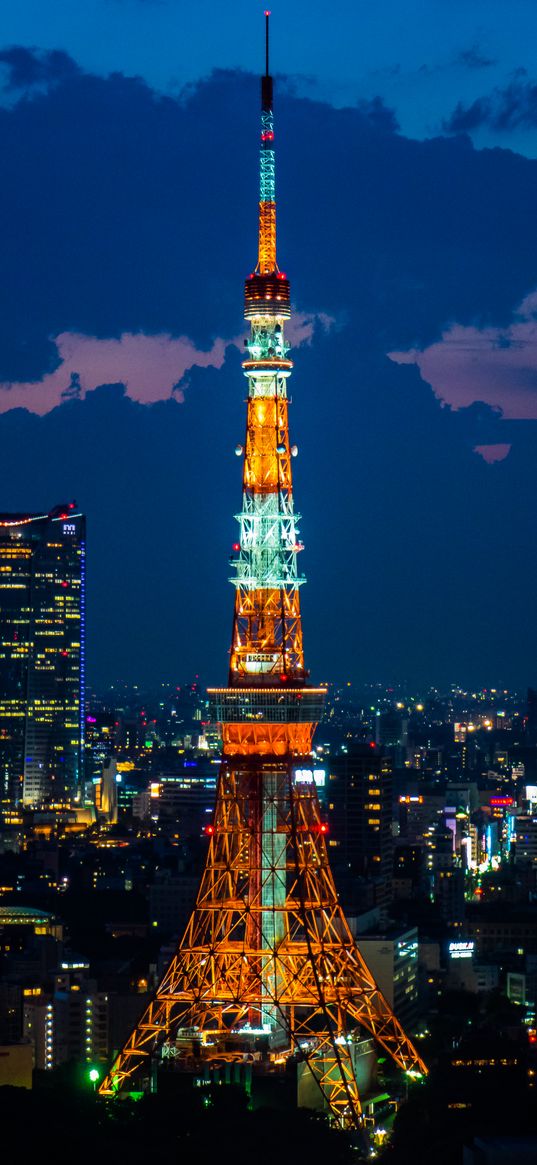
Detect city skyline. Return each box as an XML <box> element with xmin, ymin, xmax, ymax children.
<box><xmin>2</xmin><ymin>8</ymin><xmax>537</xmax><ymax>1156</ymax></box>
<box><xmin>1</xmin><ymin>7</ymin><xmax>537</xmax><ymax>688</ymax></box>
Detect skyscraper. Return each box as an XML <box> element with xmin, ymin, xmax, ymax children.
<box><xmin>0</xmin><ymin>504</ymin><xmax>85</xmax><ymax>807</ymax></box>
<box><xmin>327</xmin><ymin>744</ymin><xmax>393</xmax><ymax>920</ymax></box>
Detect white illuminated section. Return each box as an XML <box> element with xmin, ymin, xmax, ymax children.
<box><xmin>244</xmin><ymin>651</ymin><xmax>280</xmax><ymax>675</ymax></box>
<box><xmin>232</xmin><ymin>494</ymin><xmax>304</xmax><ymax>593</ymax></box>
<box><xmin>294</xmin><ymin>768</ymin><xmax>326</xmax><ymax>788</ymax></box>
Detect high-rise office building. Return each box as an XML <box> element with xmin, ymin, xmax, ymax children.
<box><xmin>23</xmin><ymin>963</ymin><xmax>108</xmax><ymax>1070</ymax></box>
<box><xmin>0</xmin><ymin>504</ymin><xmax>85</xmax><ymax>807</ymax></box>
<box><xmin>326</xmin><ymin>744</ymin><xmax>393</xmax><ymax>918</ymax></box>
<box><xmin>355</xmin><ymin>927</ymin><xmax>420</xmax><ymax>1032</ymax></box>
<box><xmin>526</xmin><ymin>688</ymin><xmax>537</xmax><ymax>745</ymax></box>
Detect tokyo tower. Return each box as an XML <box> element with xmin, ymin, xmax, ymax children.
<box><xmin>99</xmin><ymin>13</ymin><xmax>426</xmax><ymax>1126</ymax></box>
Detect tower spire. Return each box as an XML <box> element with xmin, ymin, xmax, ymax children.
<box><xmin>99</xmin><ymin>16</ymin><xmax>427</xmax><ymax>1128</ymax></box>
<box><xmin>235</xmin><ymin>12</ymin><xmax>299</xmax><ymax>686</ymax></box>
<box><xmin>258</xmin><ymin>10</ymin><xmax>276</xmax><ymax>273</ymax></box>
<box><xmin>265</xmin><ymin>8</ymin><xmax>270</xmax><ymax>77</ymax></box>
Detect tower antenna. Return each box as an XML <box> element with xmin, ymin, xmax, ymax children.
<box><xmin>258</xmin><ymin>11</ymin><xmax>276</xmax><ymax>273</ymax></box>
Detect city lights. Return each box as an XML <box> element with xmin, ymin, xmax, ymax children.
<box><xmin>2</xmin><ymin>5</ymin><xmax>537</xmax><ymax>1160</ymax></box>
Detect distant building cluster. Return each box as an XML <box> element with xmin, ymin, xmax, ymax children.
<box><xmin>1</xmin><ymin>506</ymin><xmax>537</xmax><ymax>1133</ymax></box>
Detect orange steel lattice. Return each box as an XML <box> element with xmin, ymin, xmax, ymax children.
<box><xmin>258</xmin><ymin>199</ymin><xmax>276</xmax><ymax>273</ymax></box>
<box><xmin>243</xmin><ymin>395</ymin><xmax>292</xmax><ymax>494</ymax></box>
<box><xmin>99</xmin><ymin>741</ymin><xmax>427</xmax><ymax>1124</ymax></box>
<box><xmin>99</xmin><ymin>16</ymin><xmax>427</xmax><ymax>1126</ymax></box>
<box><xmin>230</xmin><ymin>587</ymin><xmax>304</xmax><ymax>684</ymax></box>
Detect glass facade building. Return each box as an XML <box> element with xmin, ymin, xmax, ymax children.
<box><xmin>0</xmin><ymin>504</ymin><xmax>85</xmax><ymax>807</ymax></box>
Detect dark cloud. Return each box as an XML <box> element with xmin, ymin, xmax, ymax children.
<box><xmin>444</xmin><ymin>96</ymin><xmax>490</xmax><ymax>132</ymax></box>
<box><xmin>0</xmin><ymin>46</ymin><xmax>80</xmax><ymax>91</ymax></box>
<box><xmin>445</xmin><ymin>77</ymin><xmax>537</xmax><ymax>132</ymax></box>
<box><xmin>456</xmin><ymin>46</ymin><xmax>497</xmax><ymax>70</ymax></box>
<box><xmin>2</xmin><ymin>339</ymin><xmax>537</xmax><ymax>690</ymax></box>
<box><xmin>0</xmin><ymin>61</ymin><xmax>535</xmax><ymax>384</ymax></box>
<box><xmin>0</xmin><ymin>57</ymin><xmax>537</xmax><ymax>684</ymax></box>
<box><xmin>355</xmin><ymin>96</ymin><xmax>399</xmax><ymax>134</ymax></box>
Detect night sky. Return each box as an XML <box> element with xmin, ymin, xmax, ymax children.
<box><xmin>1</xmin><ymin>1</ymin><xmax>537</xmax><ymax>689</ymax></box>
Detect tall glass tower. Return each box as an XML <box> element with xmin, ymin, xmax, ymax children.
<box><xmin>0</xmin><ymin>503</ymin><xmax>85</xmax><ymax>807</ymax></box>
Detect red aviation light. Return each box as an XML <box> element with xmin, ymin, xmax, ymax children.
<box><xmin>232</xmin><ymin>543</ymin><xmax>240</xmax><ymax>552</ymax></box>
<box><xmin>319</xmin><ymin>823</ymin><xmax>329</xmax><ymax>835</ymax></box>
<box><xmin>204</xmin><ymin>825</ymin><xmax>214</xmax><ymax>836</ymax></box>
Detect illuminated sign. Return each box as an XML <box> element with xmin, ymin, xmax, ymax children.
<box><xmin>490</xmin><ymin>797</ymin><xmax>514</xmax><ymax>807</ymax></box>
<box><xmin>245</xmin><ymin>652</ymin><xmax>278</xmax><ymax>673</ymax></box>
<box><xmin>62</xmin><ymin>523</ymin><xmax>76</xmax><ymax>535</ymax></box>
<box><xmin>449</xmin><ymin>941</ymin><xmax>474</xmax><ymax>960</ymax></box>
<box><xmin>295</xmin><ymin>768</ymin><xmax>326</xmax><ymax>788</ymax></box>
<box><xmin>399</xmin><ymin>795</ymin><xmax>423</xmax><ymax>804</ymax></box>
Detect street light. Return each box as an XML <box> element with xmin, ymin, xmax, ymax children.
<box><xmin>88</xmin><ymin>1067</ymin><xmax>100</xmax><ymax>1091</ymax></box>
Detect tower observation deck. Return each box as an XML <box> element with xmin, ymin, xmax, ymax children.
<box><xmin>99</xmin><ymin>13</ymin><xmax>426</xmax><ymax>1127</ymax></box>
